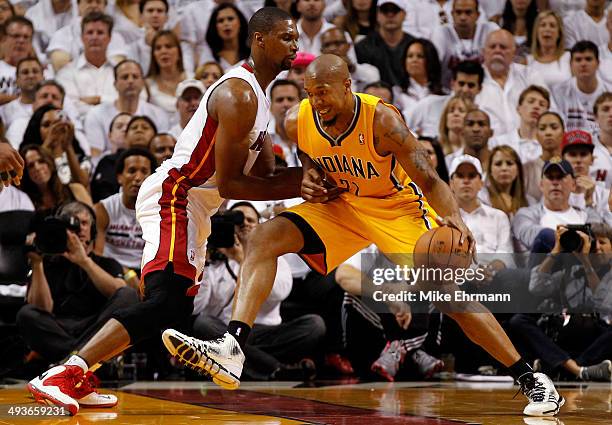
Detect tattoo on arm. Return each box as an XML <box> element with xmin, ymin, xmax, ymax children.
<box><xmin>383</xmin><ymin>124</ymin><xmax>411</xmax><ymax>148</ymax></box>
<box><xmin>410</xmin><ymin>145</ymin><xmax>436</xmax><ymax>175</ymax></box>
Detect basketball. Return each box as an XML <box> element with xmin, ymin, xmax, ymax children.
<box><xmin>413</xmin><ymin>226</ymin><xmax>472</xmax><ymax>269</ymax></box>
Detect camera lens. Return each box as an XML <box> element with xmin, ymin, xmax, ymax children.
<box><xmin>559</xmin><ymin>230</ymin><xmax>583</xmax><ymax>253</ymax></box>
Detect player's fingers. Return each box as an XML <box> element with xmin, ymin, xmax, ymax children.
<box><xmin>302</xmin><ymin>180</ymin><xmax>327</xmax><ymax>193</ymax></box>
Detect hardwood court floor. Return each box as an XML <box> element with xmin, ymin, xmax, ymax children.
<box><xmin>0</xmin><ymin>380</ymin><xmax>610</xmax><ymax>424</ymax></box>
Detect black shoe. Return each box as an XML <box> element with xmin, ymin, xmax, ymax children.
<box><xmin>271</xmin><ymin>359</ymin><xmax>316</xmax><ymax>381</ymax></box>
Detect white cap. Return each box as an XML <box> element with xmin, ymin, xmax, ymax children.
<box><xmin>175</xmin><ymin>79</ymin><xmax>206</xmax><ymax>98</ymax></box>
<box><xmin>449</xmin><ymin>154</ymin><xmax>483</xmax><ymax>177</ymax></box>
<box><xmin>378</xmin><ymin>0</ymin><xmax>406</xmax><ymax>11</ymax></box>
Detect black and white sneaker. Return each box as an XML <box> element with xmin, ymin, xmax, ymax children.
<box><xmin>162</xmin><ymin>329</ymin><xmax>244</xmax><ymax>390</ymax></box>
<box><xmin>519</xmin><ymin>372</ymin><xmax>564</xmax><ymax>416</ymax></box>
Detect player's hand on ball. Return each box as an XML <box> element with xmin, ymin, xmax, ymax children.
<box><xmin>301</xmin><ymin>168</ymin><xmax>345</xmax><ymax>203</ymax></box>
<box><xmin>435</xmin><ymin>214</ymin><xmax>476</xmax><ymax>255</ymax></box>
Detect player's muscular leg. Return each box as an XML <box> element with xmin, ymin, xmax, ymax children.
<box><xmin>232</xmin><ymin>216</ymin><xmax>305</xmax><ymax>326</ymax></box>
<box><xmin>77</xmin><ymin>319</ymin><xmax>131</xmax><ymax>366</ymax></box>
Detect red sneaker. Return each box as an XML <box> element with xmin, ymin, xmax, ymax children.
<box><xmin>74</xmin><ymin>372</ymin><xmax>118</xmax><ymax>408</ymax></box>
<box><xmin>27</xmin><ymin>365</ymin><xmax>82</xmax><ymax>415</ymax></box>
<box><xmin>325</xmin><ymin>353</ymin><xmax>354</xmax><ymax>375</ymax></box>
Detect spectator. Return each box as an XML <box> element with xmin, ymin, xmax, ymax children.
<box><xmin>419</xmin><ymin>136</ymin><xmax>449</xmax><ymax>183</ymax></box>
<box><xmin>84</xmin><ymin>60</ymin><xmax>168</xmax><ymax>158</ymax></box>
<box><xmin>446</xmin><ymin>108</ymin><xmax>493</xmax><ymax>171</ymax></box>
<box><xmin>91</xmin><ymin>115</ymin><xmax>157</xmax><ymax>202</ymax></box>
<box><xmin>18</xmin><ymin>144</ymin><xmax>91</xmax><ymax>215</ymax></box>
<box><xmin>0</xmin><ymin>58</ymin><xmax>43</xmax><ymax>134</ymax></box>
<box><xmin>47</xmin><ymin>0</ymin><xmax>128</xmax><ymax>73</ymax></box>
<box><xmin>287</xmin><ymin>52</ymin><xmax>315</xmax><ymax>95</ymax></box>
<box><xmin>107</xmin><ymin>112</ymin><xmax>132</xmax><ymax>153</ymax></box>
<box><xmin>296</xmin><ymin>0</ymin><xmax>336</xmax><ymax>56</ymax></box>
<box><xmin>479</xmin><ymin>29</ymin><xmax>547</xmax><ymax>135</ymax></box>
<box><xmin>394</xmin><ymin>38</ymin><xmax>444</xmax><ymax>119</ymax></box>
<box><xmin>499</xmin><ymin>0</ymin><xmax>538</xmax><ymax>58</ymax></box>
<box><xmin>168</xmin><ymin>79</ymin><xmax>204</xmax><ymax>139</ymax></box>
<box><xmin>512</xmin><ymin>158</ymin><xmax>603</xmax><ymax>252</ymax></box>
<box><xmin>526</xmin><ymin>11</ymin><xmax>571</xmax><ymax>89</ymax></box>
<box><xmin>94</xmin><ymin>148</ymin><xmax>157</xmax><ymax>286</ymax></box>
<box><xmin>192</xmin><ymin>202</ymin><xmax>325</xmax><ymax>381</ymax></box>
<box><xmin>112</xmin><ymin>0</ymin><xmax>146</xmax><ymax>44</ymax></box>
<box><xmin>438</xmin><ymin>95</ymin><xmax>475</xmax><ymax>155</ymax></box>
<box><xmin>202</xmin><ymin>3</ymin><xmax>249</xmax><ymax>71</ymax></box>
<box><xmin>547</xmin><ymin>0</ymin><xmax>590</xmax><ymax>17</ymax></box>
<box><xmin>320</xmin><ymin>27</ymin><xmax>380</xmax><ymax>92</ymax></box>
<box><xmin>0</xmin><ymin>138</ymin><xmax>30</xmax><ymax>210</ymax></box>
<box><xmin>56</xmin><ymin>12</ymin><xmax>118</xmax><ymax>119</ymax></box>
<box><xmin>269</xmin><ymin>79</ymin><xmax>301</xmax><ymax>167</ymax></box>
<box><xmin>599</xmin><ymin>11</ymin><xmax>612</xmax><ymax>86</ymax></box>
<box><xmin>332</xmin><ymin>0</ymin><xmax>377</xmax><ymax>42</ymax></box>
<box><xmin>404</xmin><ymin>0</ymin><xmax>492</xmax><ymax>39</ymax></box>
<box><xmin>194</xmin><ymin>61</ymin><xmax>223</xmax><ymax>90</ymax></box>
<box><xmin>561</xmin><ymin>129</ymin><xmax>611</xmax><ymax>216</ymax></box>
<box><xmin>148</xmin><ymin>133</ymin><xmax>175</xmax><ymax>164</ymax></box>
<box><xmin>146</xmin><ymin>30</ymin><xmax>189</xmax><ymax>127</ymax></box>
<box><xmin>431</xmin><ymin>0</ymin><xmax>498</xmax><ymax>87</ymax></box>
<box><xmin>0</xmin><ymin>16</ymin><xmax>35</xmax><ymax>105</ymax></box>
<box><xmin>480</xmin><ymin>145</ymin><xmax>533</xmax><ymax>219</ymax></box>
<box><xmin>408</xmin><ymin>60</ymin><xmax>484</xmax><ymax>138</ymax></box>
<box><xmin>363</xmin><ymin>80</ymin><xmax>394</xmax><ymax>104</ymax></box>
<box><xmin>25</xmin><ymin>0</ymin><xmax>72</xmax><ymax>53</ymax></box>
<box><xmin>592</xmin><ymin>92</ymin><xmax>612</xmax><ymax>188</ymax></box>
<box><xmin>563</xmin><ymin>0</ymin><xmax>609</xmax><ymax>49</ymax></box>
<box><xmin>489</xmin><ymin>85</ymin><xmax>549</xmax><ymax>163</ymax></box>
<box><xmin>508</xmin><ymin>222</ymin><xmax>612</xmax><ymax>382</ymax></box>
<box><xmin>16</xmin><ymin>201</ymin><xmax>138</xmax><ymax>363</ymax></box>
<box><xmin>355</xmin><ymin>0</ymin><xmax>415</xmax><ymax>86</ymax></box>
<box><xmin>0</xmin><ymin>0</ymin><xmax>14</xmax><ymax>30</ymax></box>
<box><xmin>554</xmin><ymin>41</ymin><xmax>611</xmax><ymax>135</ymax></box>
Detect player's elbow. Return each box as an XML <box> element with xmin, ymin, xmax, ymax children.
<box><xmin>217</xmin><ymin>179</ymin><xmax>238</xmax><ymax>199</ymax></box>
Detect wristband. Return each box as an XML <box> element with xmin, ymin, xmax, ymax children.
<box><xmin>124</xmin><ymin>270</ymin><xmax>137</xmax><ymax>280</ymax></box>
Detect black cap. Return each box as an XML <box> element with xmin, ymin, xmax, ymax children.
<box><xmin>542</xmin><ymin>157</ymin><xmax>574</xmax><ymax>178</ymax></box>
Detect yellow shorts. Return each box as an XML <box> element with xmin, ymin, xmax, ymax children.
<box><xmin>280</xmin><ymin>193</ymin><xmax>438</xmax><ymax>275</ymax></box>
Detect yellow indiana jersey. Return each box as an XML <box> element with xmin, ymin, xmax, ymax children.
<box><xmin>297</xmin><ymin>93</ymin><xmax>421</xmax><ymax>201</ymax></box>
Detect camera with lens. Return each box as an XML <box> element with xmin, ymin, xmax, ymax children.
<box><xmin>559</xmin><ymin>224</ymin><xmax>596</xmax><ymax>253</ymax></box>
<box><xmin>33</xmin><ymin>214</ymin><xmax>81</xmax><ymax>255</ymax></box>
<box><xmin>208</xmin><ymin>210</ymin><xmax>244</xmax><ymax>249</ymax></box>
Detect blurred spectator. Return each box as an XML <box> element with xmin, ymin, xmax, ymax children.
<box><xmin>408</xmin><ymin>60</ymin><xmax>484</xmax><ymax>138</ymax></box>
<box><xmin>25</xmin><ymin>0</ymin><xmax>72</xmax><ymax>53</ymax></box>
<box><xmin>148</xmin><ymin>133</ymin><xmax>175</xmax><ymax>164</ymax></box>
<box><xmin>592</xmin><ymin>92</ymin><xmax>612</xmax><ymax>188</ymax></box>
<box><xmin>0</xmin><ymin>16</ymin><xmax>35</xmax><ymax>105</ymax></box>
<box><xmin>107</xmin><ymin>112</ymin><xmax>132</xmax><ymax>153</ymax></box>
<box><xmin>332</xmin><ymin>0</ymin><xmax>377</xmax><ymax>43</ymax></box>
<box><xmin>524</xmin><ymin>111</ymin><xmax>565</xmax><ymax>200</ymax></box>
<box><xmin>0</xmin><ymin>57</ymin><xmax>43</xmax><ymax>134</ymax></box>
<box><xmin>320</xmin><ymin>27</ymin><xmax>380</xmax><ymax>92</ymax></box>
<box><xmin>548</xmin><ymin>0</ymin><xmax>589</xmax><ymax>17</ymax></box>
<box><xmin>56</xmin><ymin>12</ymin><xmax>118</xmax><ymax>119</ymax></box>
<box><xmin>394</xmin><ymin>38</ymin><xmax>444</xmax><ymax>119</ymax></box>
<box><xmin>563</xmin><ymin>0</ymin><xmax>609</xmax><ymax>48</ymax></box>
<box><xmin>561</xmin><ymin>129</ymin><xmax>611</xmax><ymax>216</ymax></box>
<box><xmin>146</xmin><ymin>30</ymin><xmax>189</xmax><ymax>127</ymax></box>
<box><xmin>84</xmin><ymin>60</ymin><xmax>168</xmax><ymax>158</ymax></box>
<box><xmin>0</xmin><ymin>0</ymin><xmax>14</xmax><ymax>30</ymax></box>
<box><xmin>363</xmin><ymin>80</ymin><xmax>394</xmax><ymax>104</ymax></box>
<box><xmin>479</xmin><ymin>29</ymin><xmax>547</xmax><ymax>135</ymax></box>
<box><xmin>355</xmin><ymin>0</ymin><xmax>415</xmax><ymax>86</ymax></box>
<box><xmin>553</xmin><ymin>41</ymin><xmax>611</xmax><ymax>135</ymax></box>
<box><xmin>489</xmin><ymin>85</ymin><xmax>549</xmax><ymax>163</ymax></box>
<box><xmin>499</xmin><ymin>0</ymin><xmax>538</xmax><ymax>59</ymax></box>
<box><xmin>438</xmin><ymin>95</ymin><xmax>475</xmax><ymax>155</ymax></box>
<box><xmin>419</xmin><ymin>136</ymin><xmax>449</xmax><ymax>183</ymax></box>
<box><xmin>446</xmin><ymin>108</ymin><xmax>492</xmax><ymax>170</ymax></box>
<box><xmin>169</xmin><ymin>79</ymin><xmax>204</xmax><ymax>139</ymax></box>
<box><xmin>0</xmin><ymin>138</ymin><xmax>30</xmax><ymax>209</ymax></box>
<box><xmin>20</xmin><ymin>104</ymin><xmax>90</xmax><ymax>186</ymax></box>
<box><xmin>512</xmin><ymin>158</ymin><xmax>603</xmax><ymax>252</ymax></box>
<box><xmin>269</xmin><ymin>79</ymin><xmax>301</xmax><ymax>167</ymax></box>
<box><xmin>19</xmin><ymin>144</ymin><xmax>91</xmax><ymax>215</ymax></box>
<box><xmin>128</xmin><ymin>0</ymin><xmax>172</xmax><ymax>76</ymax></box>
<box><xmin>526</xmin><ymin>11</ymin><xmax>572</xmax><ymax>88</ymax></box>
<box><xmin>431</xmin><ymin>0</ymin><xmax>498</xmax><ymax>87</ymax></box>
<box><xmin>201</xmin><ymin>3</ymin><xmax>249</xmax><ymax>71</ymax></box>
<box><xmin>94</xmin><ymin>148</ymin><xmax>157</xmax><ymax>285</ymax></box>
<box><xmin>297</xmin><ymin>0</ymin><xmax>335</xmax><ymax>55</ymax></box>
<box><xmin>91</xmin><ymin>115</ymin><xmax>157</xmax><ymax>202</ymax></box>
<box><xmin>265</xmin><ymin>0</ymin><xmax>297</xmax><ymax>18</ymax></box>
<box><xmin>287</xmin><ymin>52</ymin><xmax>315</xmax><ymax>95</ymax></box>
<box><xmin>194</xmin><ymin>61</ymin><xmax>223</xmax><ymax>90</ymax></box>
<box><xmin>192</xmin><ymin>202</ymin><xmax>325</xmax><ymax>381</ymax></box>
<box><xmin>47</xmin><ymin>0</ymin><xmax>128</xmax><ymax>73</ymax></box>
<box><xmin>112</xmin><ymin>0</ymin><xmax>146</xmax><ymax>44</ymax></box>
<box><xmin>16</xmin><ymin>201</ymin><xmax>138</xmax><ymax>362</ymax></box>
<box><xmin>481</xmin><ymin>145</ymin><xmax>533</xmax><ymax>219</ymax></box>
<box><xmin>599</xmin><ymin>11</ymin><xmax>612</xmax><ymax>86</ymax></box>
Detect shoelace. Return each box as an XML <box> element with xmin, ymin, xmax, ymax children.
<box><xmin>514</xmin><ymin>376</ymin><xmax>546</xmax><ymax>402</ymax></box>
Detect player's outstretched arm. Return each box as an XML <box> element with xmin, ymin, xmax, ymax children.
<box><xmin>373</xmin><ymin>103</ymin><xmax>475</xmax><ymax>253</ymax></box>
<box><xmin>212</xmin><ymin>79</ymin><xmax>302</xmax><ymax>200</ymax></box>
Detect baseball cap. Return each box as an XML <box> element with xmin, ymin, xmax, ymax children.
<box><xmin>291</xmin><ymin>52</ymin><xmax>316</xmax><ymax>69</ymax></box>
<box><xmin>449</xmin><ymin>154</ymin><xmax>483</xmax><ymax>177</ymax></box>
<box><xmin>176</xmin><ymin>79</ymin><xmax>206</xmax><ymax>98</ymax></box>
<box><xmin>541</xmin><ymin>157</ymin><xmax>574</xmax><ymax>177</ymax></box>
<box><xmin>560</xmin><ymin>129</ymin><xmax>594</xmax><ymax>154</ymax></box>
<box><xmin>378</xmin><ymin>0</ymin><xmax>406</xmax><ymax>12</ymax></box>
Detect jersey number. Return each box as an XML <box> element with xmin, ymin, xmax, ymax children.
<box><xmin>339</xmin><ymin>178</ymin><xmax>360</xmax><ymax>196</ymax></box>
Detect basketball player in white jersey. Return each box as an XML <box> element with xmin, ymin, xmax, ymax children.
<box><xmin>28</xmin><ymin>7</ymin><xmax>311</xmax><ymax>415</ymax></box>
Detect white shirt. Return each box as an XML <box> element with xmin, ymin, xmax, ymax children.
<box><xmin>0</xmin><ymin>185</ymin><xmax>34</xmax><ymax>212</ymax></box>
<box><xmin>552</xmin><ymin>76</ymin><xmax>611</xmax><ymax>135</ymax></box>
<box><xmin>591</xmin><ymin>137</ymin><xmax>612</xmax><ymax>188</ymax></box>
<box><xmin>25</xmin><ymin>0</ymin><xmax>74</xmax><ymax>51</ymax></box>
<box><xmin>599</xmin><ymin>43</ymin><xmax>612</xmax><ymax>86</ymax></box>
<box><xmin>460</xmin><ymin>203</ymin><xmax>513</xmax><ymax>254</ymax></box>
<box><xmin>488</xmin><ymin>129</ymin><xmax>542</xmax><ymax>163</ymax></box>
<box><xmin>351</xmin><ymin>63</ymin><xmax>380</xmax><ymax>92</ymax></box>
<box><xmin>56</xmin><ymin>54</ymin><xmax>118</xmax><ymax>119</ymax></box>
<box><xmin>84</xmin><ymin>100</ymin><xmax>169</xmax><ymax>153</ymax></box>
<box><xmin>540</xmin><ymin>205</ymin><xmax>587</xmax><ymax>230</ymax></box>
<box><xmin>394</xmin><ymin>78</ymin><xmax>431</xmax><ymax>120</ymax></box>
<box><xmin>548</xmin><ymin>0</ymin><xmax>586</xmax><ymax>17</ymax></box>
<box><xmin>526</xmin><ymin>52</ymin><xmax>572</xmax><ymax>90</ymax></box>
<box><xmin>407</xmin><ymin>94</ymin><xmax>450</xmax><ymax>138</ymax></box>
<box><xmin>569</xmin><ymin>181</ymin><xmax>611</xmax><ymax>217</ymax></box>
<box><xmin>0</xmin><ymin>61</ymin><xmax>17</xmax><ymax>96</ymax></box>
<box><xmin>146</xmin><ymin>78</ymin><xmax>181</xmax><ymax>128</ymax></box>
<box><xmin>564</xmin><ymin>9</ymin><xmax>610</xmax><ymax>49</ymax></box>
<box><xmin>169</xmin><ymin>123</ymin><xmax>183</xmax><ymax>140</ymax></box>
<box><xmin>193</xmin><ymin>256</ymin><xmax>292</xmax><ymax>326</ymax></box>
<box><xmin>297</xmin><ymin>19</ymin><xmax>337</xmax><ymax>57</ymax></box>
<box><xmin>0</xmin><ymin>99</ymin><xmax>32</xmax><ymax>130</ymax></box>
<box><xmin>479</xmin><ymin>63</ymin><xmax>548</xmax><ymax>135</ymax></box>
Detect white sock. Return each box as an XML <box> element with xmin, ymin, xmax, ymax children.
<box><xmin>65</xmin><ymin>355</ymin><xmax>89</xmax><ymax>374</ymax></box>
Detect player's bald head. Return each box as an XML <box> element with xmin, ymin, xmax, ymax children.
<box><xmin>305</xmin><ymin>54</ymin><xmax>349</xmax><ymax>83</ymax></box>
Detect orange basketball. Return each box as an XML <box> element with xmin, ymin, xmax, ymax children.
<box><xmin>413</xmin><ymin>226</ymin><xmax>472</xmax><ymax>269</ymax></box>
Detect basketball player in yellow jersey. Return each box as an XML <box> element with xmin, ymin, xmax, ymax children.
<box><xmin>163</xmin><ymin>55</ymin><xmax>564</xmax><ymax>417</ymax></box>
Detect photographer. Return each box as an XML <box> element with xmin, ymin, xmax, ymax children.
<box><xmin>507</xmin><ymin>223</ymin><xmax>612</xmax><ymax>381</ymax></box>
<box><xmin>192</xmin><ymin>202</ymin><xmax>326</xmax><ymax>381</ymax></box>
<box><xmin>16</xmin><ymin>201</ymin><xmax>138</xmax><ymax>363</ymax></box>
